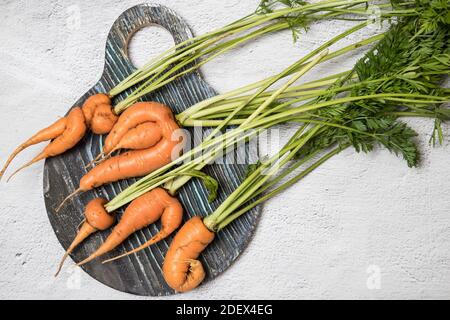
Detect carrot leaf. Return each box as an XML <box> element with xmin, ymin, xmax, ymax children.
<box><xmin>180</xmin><ymin>170</ymin><xmax>219</xmax><ymax>202</ymax></box>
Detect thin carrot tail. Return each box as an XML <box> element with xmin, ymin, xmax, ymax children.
<box><xmin>93</xmin><ymin>155</ymin><xmax>109</xmax><ymax>166</ymax></box>
<box><xmin>76</xmin><ymin>218</ymin><xmax>86</xmax><ymax>231</ymax></box>
<box><xmin>0</xmin><ymin>143</ymin><xmax>30</xmax><ymax>181</ymax></box>
<box><xmin>55</xmin><ymin>188</ymin><xmax>82</xmax><ymax>213</ymax></box>
<box><xmin>84</xmin><ymin>152</ymin><xmax>104</xmax><ymax>169</ymax></box>
<box><xmin>103</xmin><ymin>147</ymin><xmax>118</xmax><ymax>160</ymax></box>
<box><xmin>85</xmin><ymin>149</ymin><xmax>114</xmax><ymax>169</ymax></box>
<box><xmin>54</xmin><ymin>222</ymin><xmax>97</xmax><ymax>277</ymax></box>
<box><xmin>76</xmin><ymin>246</ymin><xmax>110</xmax><ymax>266</ymax></box>
<box><xmin>6</xmin><ymin>152</ymin><xmax>47</xmax><ymax>182</ymax></box>
<box><xmin>1</xmin><ymin>117</ymin><xmax>67</xmax><ymax>181</ymax></box>
<box><xmin>102</xmin><ymin>230</ymin><xmax>169</xmax><ymax>264</ymax></box>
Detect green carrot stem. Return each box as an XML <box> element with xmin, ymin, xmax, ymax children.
<box><xmin>244</xmin><ymin>50</ymin><xmax>330</xmax><ymax>126</ymax></box>
<box><xmin>200</xmin><ymin>21</ymin><xmax>368</xmax><ymax>142</ymax></box>
<box><xmin>104</xmin><ymin>126</ymin><xmax>268</xmax><ymax>212</ymax></box>
<box><xmin>216</xmin><ymin>144</ymin><xmax>348</xmax><ymax>230</ymax></box>
<box><xmin>176</xmin><ymin>72</ymin><xmax>349</xmax><ymax>123</ymax></box>
<box><xmin>389</xmin><ymin>111</ymin><xmax>439</xmax><ymax>118</ymax></box>
<box><xmin>114</xmin><ymin>20</ymin><xmax>289</xmax><ymax>113</ymax></box>
<box><xmin>109</xmin><ymin>7</ymin><xmax>281</xmax><ymax>95</ymax></box>
<box><xmin>178</xmin><ymin>30</ymin><xmax>382</xmax><ymax>124</ymax></box>
<box><xmin>204</xmin><ymin>125</ymin><xmax>322</xmax><ymax>230</ymax></box>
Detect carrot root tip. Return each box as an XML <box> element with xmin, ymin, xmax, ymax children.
<box><xmin>84</xmin><ymin>153</ymin><xmax>104</xmax><ymax>169</ymax></box>
<box><xmin>101</xmin><ymin>230</ymin><xmax>169</xmax><ymax>264</ymax></box>
<box><xmin>55</xmin><ymin>188</ymin><xmax>82</xmax><ymax>213</ymax></box>
<box><xmin>54</xmin><ymin>251</ymin><xmax>70</xmax><ymax>277</ymax></box>
<box><xmin>76</xmin><ymin>256</ymin><xmax>94</xmax><ymax>267</ymax></box>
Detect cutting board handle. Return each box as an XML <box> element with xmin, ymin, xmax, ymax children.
<box><xmin>100</xmin><ymin>3</ymin><xmax>194</xmax><ymax>92</ymax></box>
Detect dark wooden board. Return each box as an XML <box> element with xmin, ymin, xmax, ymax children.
<box><xmin>43</xmin><ymin>3</ymin><xmax>261</xmax><ymax>296</ymax></box>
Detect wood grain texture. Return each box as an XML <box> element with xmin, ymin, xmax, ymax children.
<box><xmin>43</xmin><ymin>3</ymin><xmax>261</xmax><ymax>296</ymax></box>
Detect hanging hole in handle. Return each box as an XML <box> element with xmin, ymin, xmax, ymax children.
<box><xmin>126</xmin><ymin>24</ymin><xmax>175</xmax><ymax>70</ymax></box>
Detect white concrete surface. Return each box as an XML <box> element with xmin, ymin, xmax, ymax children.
<box><xmin>1</xmin><ymin>0</ymin><xmax>449</xmax><ymax>299</ymax></box>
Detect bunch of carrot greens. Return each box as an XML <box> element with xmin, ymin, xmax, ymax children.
<box><xmin>160</xmin><ymin>2</ymin><xmax>450</xmax><ymax>292</ymax></box>
<box><xmin>39</xmin><ymin>0</ymin><xmax>447</xmax><ymax>293</ymax></box>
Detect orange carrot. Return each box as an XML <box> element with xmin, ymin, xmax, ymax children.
<box><xmin>80</xmin><ymin>136</ymin><xmax>181</xmax><ymax>189</ymax></box>
<box><xmin>80</xmin><ymin>102</ymin><xmax>182</xmax><ymax>190</ymax></box>
<box><xmin>162</xmin><ymin>216</ymin><xmax>215</xmax><ymax>292</ymax></box>
<box><xmin>5</xmin><ymin>107</ymin><xmax>87</xmax><ymax>181</ymax></box>
<box><xmin>77</xmin><ymin>187</ymin><xmax>183</xmax><ymax>266</ymax></box>
<box><xmin>55</xmin><ymin>197</ymin><xmax>114</xmax><ymax>276</ymax></box>
<box><xmin>81</xmin><ymin>93</ymin><xmax>117</xmax><ymax>135</ymax></box>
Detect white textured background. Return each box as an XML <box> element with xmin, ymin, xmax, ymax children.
<box><xmin>1</xmin><ymin>0</ymin><xmax>449</xmax><ymax>299</ymax></box>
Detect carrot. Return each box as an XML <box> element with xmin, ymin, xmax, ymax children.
<box><xmin>76</xmin><ymin>187</ymin><xmax>183</xmax><ymax>266</ymax></box>
<box><xmin>56</xmin><ymin>102</ymin><xmax>183</xmax><ymax>211</ymax></box>
<box><xmin>54</xmin><ymin>197</ymin><xmax>114</xmax><ymax>276</ymax></box>
<box><xmin>81</xmin><ymin>93</ymin><xmax>117</xmax><ymax>135</ymax></box>
<box><xmin>162</xmin><ymin>216</ymin><xmax>215</xmax><ymax>292</ymax></box>
<box><xmin>4</xmin><ymin>107</ymin><xmax>87</xmax><ymax>181</ymax></box>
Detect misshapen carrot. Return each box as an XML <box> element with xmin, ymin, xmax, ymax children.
<box><xmin>81</xmin><ymin>93</ymin><xmax>117</xmax><ymax>135</ymax></box>
<box><xmin>162</xmin><ymin>216</ymin><xmax>215</xmax><ymax>292</ymax></box>
<box><xmin>1</xmin><ymin>93</ymin><xmax>118</xmax><ymax>181</ymax></box>
<box><xmin>81</xmin><ymin>139</ymin><xmax>180</xmax><ymax>189</ymax></box>
<box><xmin>5</xmin><ymin>107</ymin><xmax>87</xmax><ymax>181</ymax></box>
<box><xmin>102</xmin><ymin>102</ymin><xmax>175</xmax><ymax>154</ymax></box>
<box><xmin>109</xmin><ymin>122</ymin><xmax>162</xmax><ymax>153</ymax></box>
<box><xmin>55</xmin><ymin>197</ymin><xmax>114</xmax><ymax>276</ymax></box>
<box><xmin>56</xmin><ymin>101</ymin><xmax>184</xmax><ymax>211</ymax></box>
<box><xmin>90</xmin><ymin>122</ymin><xmax>162</xmax><ymax>166</ymax></box>
<box><xmin>77</xmin><ymin>187</ymin><xmax>183</xmax><ymax>266</ymax></box>
<box><xmin>0</xmin><ymin>117</ymin><xmax>67</xmax><ymax>180</ymax></box>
